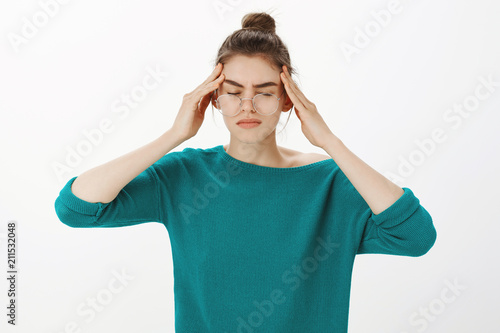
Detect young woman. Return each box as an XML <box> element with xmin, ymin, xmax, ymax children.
<box><xmin>55</xmin><ymin>12</ymin><xmax>437</xmax><ymax>333</ymax></box>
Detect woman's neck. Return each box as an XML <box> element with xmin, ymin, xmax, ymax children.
<box><xmin>223</xmin><ymin>140</ymin><xmax>289</xmax><ymax>168</ymax></box>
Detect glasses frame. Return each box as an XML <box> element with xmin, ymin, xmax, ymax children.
<box><xmin>212</xmin><ymin>87</ymin><xmax>286</xmax><ymax>117</ymax></box>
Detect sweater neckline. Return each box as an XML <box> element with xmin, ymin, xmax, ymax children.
<box><xmin>216</xmin><ymin>144</ymin><xmax>332</xmax><ymax>173</ymax></box>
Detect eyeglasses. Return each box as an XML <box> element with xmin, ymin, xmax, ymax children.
<box><xmin>213</xmin><ymin>88</ymin><xmax>285</xmax><ymax>117</ymax></box>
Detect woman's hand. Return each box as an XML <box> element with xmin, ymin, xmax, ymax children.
<box><xmin>280</xmin><ymin>65</ymin><xmax>334</xmax><ymax>149</ymax></box>
<box><xmin>171</xmin><ymin>63</ymin><xmax>225</xmax><ymax>141</ymax></box>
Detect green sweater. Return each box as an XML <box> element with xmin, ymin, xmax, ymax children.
<box><xmin>54</xmin><ymin>144</ymin><xmax>437</xmax><ymax>332</ymax></box>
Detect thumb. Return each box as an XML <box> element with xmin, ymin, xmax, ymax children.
<box><xmin>198</xmin><ymin>93</ymin><xmax>212</xmax><ymax>113</ymax></box>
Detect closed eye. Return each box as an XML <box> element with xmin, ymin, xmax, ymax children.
<box><xmin>228</xmin><ymin>92</ymin><xmax>274</xmax><ymax>96</ymax></box>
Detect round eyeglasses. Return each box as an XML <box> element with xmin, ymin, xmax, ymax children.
<box><xmin>213</xmin><ymin>88</ymin><xmax>285</xmax><ymax>117</ymax></box>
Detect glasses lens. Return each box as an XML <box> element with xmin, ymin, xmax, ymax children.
<box><xmin>254</xmin><ymin>93</ymin><xmax>278</xmax><ymax>115</ymax></box>
<box><xmin>218</xmin><ymin>95</ymin><xmax>240</xmax><ymax>116</ymax></box>
<box><xmin>217</xmin><ymin>93</ymin><xmax>279</xmax><ymax>116</ymax></box>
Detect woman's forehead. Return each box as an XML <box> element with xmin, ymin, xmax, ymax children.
<box><xmin>223</xmin><ymin>55</ymin><xmax>280</xmax><ymax>76</ymax></box>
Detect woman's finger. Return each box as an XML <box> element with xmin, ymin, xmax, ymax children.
<box><xmin>198</xmin><ymin>92</ymin><xmax>212</xmax><ymax>113</ymax></box>
<box><xmin>191</xmin><ymin>64</ymin><xmax>224</xmax><ymax>98</ymax></box>
<box><xmin>282</xmin><ymin>66</ymin><xmax>313</xmax><ymax>106</ymax></box>
<box><xmin>203</xmin><ymin>74</ymin><xmax>225</xmax><ymax>96</ymax></box>
<box><xmin>201</xmin><ymin>63</ymin><xmax>223</xmax><ymax>86</ymax></box>
<box><xmin>199</xmin><ymin>73</ymin><xmax>225</xmax><ymax>110</ymax></box>
<box><xmin>193</xmin><ymin>74</ymin><xmax>225</xmax><ymax>105</ymax></box>
<box><xmin>281</xmin><ymin>72</ymin><xmax>306</xmax><ymax>112</ymax></box>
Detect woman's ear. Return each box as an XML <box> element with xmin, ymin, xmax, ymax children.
<box><xmin>211</xmin><ymin>90</ymin><xmax>219</xmax><ymax>109</ymax></box>
<box><xmin>282</xmin><ymin>91</ymin><xmax>294</xmax><ymax>112</ymax></box>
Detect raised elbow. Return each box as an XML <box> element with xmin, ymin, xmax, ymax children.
<box><xmin>408</xmin><ymin>213</ymin><xmax>437</xmax><ymax>257</ymax></box>
<box><xmin>54</xmin><ymin>198</ymin><xmax>96</xmax><ymax>228</ymax></box>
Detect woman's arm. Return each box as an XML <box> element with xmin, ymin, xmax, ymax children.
<box><xmin>279</xmin><ymin>65</ymin><xmax>435</xmax><ymax>256</ymax></box>
<box><xmin>71</xmin><ymin>128</ymin><xmax>185</xmax><ymax>204</ymax></box>
<box><xmin>56</xmin><ymin>63</ymin><xmax>225</xmax><ymax>227</ymax></box>
<box><xmin>322</xmin><ymin>134</ymin><xmax>404</xmax><ymax>215</ymax></box>
<box><xmin>321</xmin><ymin>135</ymin><xmax>437</xmax><ymax>256</ymax></box>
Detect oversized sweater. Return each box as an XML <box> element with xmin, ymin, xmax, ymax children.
<box><xmin>54</xmin><ymin>144</ymin><xmax>437</xmax><ymax>333</ymax></box>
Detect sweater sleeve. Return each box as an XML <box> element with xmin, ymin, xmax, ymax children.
<box><xmin>332</xmin><ymin>168</ymin><xmax>437</xmax><ymax>257</ymax></box>
<box><xmin>54</xmin><ymin>165</ymin><xmax>162</xmax><ymax>228</ymax></box>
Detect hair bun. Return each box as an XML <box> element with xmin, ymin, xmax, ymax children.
<box><xmin>241</xmin><ymin>12</ymin><xmax>276</xmax><ymax>34</ymax></box>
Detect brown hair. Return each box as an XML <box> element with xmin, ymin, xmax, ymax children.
<box><xmin>211</xmin><ymin>11</ymin><xmax>297</xmax><ymax>134</ymax></box>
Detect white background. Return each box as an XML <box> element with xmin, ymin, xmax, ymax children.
<box><xmin>1</xmin><ymin>0</ymin><xmax>499</xmax><ymax>332</ymax></box>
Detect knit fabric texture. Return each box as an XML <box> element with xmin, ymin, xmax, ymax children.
<box><xmin>54</xmin><ymin>144</ymin><xmax>437</xmax><ymax>332</ymax></box>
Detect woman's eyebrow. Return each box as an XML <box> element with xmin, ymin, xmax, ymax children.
<box><xmin>224</xmin><ymin>79</ymin><xmax>278</xmax><ymax>88</ymax></box>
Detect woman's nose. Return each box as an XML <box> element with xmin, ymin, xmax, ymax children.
<box><xmin>240</xmin><ymin>98</ymin><xmax>255</xmax><ymax>113</ymax></box>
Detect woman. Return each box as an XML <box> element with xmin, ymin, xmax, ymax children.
<box><xmin>55</xmin><ymin>11</ymin><xmax>437</xmax><ymax>333</ymax></box>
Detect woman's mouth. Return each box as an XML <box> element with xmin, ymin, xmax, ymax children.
<box><xmin>237</xmin><ymin>118</ymin><xmax>262</xmax><ymax>128</ymax></box>
<box><xmin>237</xmin><ymin>122</ymin><xmax>261</xmax><ymax>129</ymax></box>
